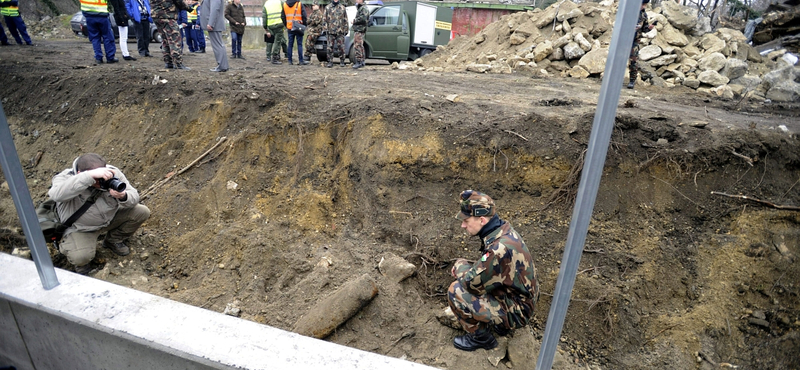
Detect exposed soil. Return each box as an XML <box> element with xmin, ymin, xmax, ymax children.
<box><xmin>1</xmin><ymin>22</ymin><xmax>800</xmax><ymax>370</ymax></box>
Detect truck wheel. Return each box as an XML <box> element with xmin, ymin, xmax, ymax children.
<box><xmin>348</xmin><ymin>45</ymin><xmax>357</xmax><ymax>64</ymax></box>
<box><xmin>317</xmin><ymin>52</ymin><xmax>328</xmax><ymax>62</ymax></box>
<box><xmin>419</xmin><ymin>48</ymin><xmax>432</xmax><ymax>58</ymax></box>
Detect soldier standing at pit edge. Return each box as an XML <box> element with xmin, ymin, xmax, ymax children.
<box><xmin>150</xmin><ymin>0</ymin><xmax>196</xmax><ymax>69</ymax></box>
<box><xmin>302</xmin><ymin>1</ymin><xmax>322</xmax><ymax>63</ymax></box>
<box><xmin>447</xmin><ymin>190</ymin><xmax>539</xmax><ymax>351</ymax></box>
<box><xmin>627</xmin><ymin>0</ymin><xmax>654</xmax><ymax>89</ymax></box>
<box><xmin>350</xmin><ymin>0</ymin><xmax>368</xmax><ymax>69</ymax></box>
<box><xmin>323</xmin><ymin>0</ymin><xmax>347</xmax><ymax>68</ymax></box>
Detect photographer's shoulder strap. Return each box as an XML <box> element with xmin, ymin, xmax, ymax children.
<box><xmin>62</xmin><ymin>189</ymin><xmax>102</xmax><ymax>228</ymax></box>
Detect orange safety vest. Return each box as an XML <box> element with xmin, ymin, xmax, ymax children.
<box><xmin>283</xmin><ymin>2</ymin><xmax>302</xmax><ymax>30</ymax></box>
<box><xmin>80</xmin><ymin>0</ymin><xmax>109</xmax><ymax>14</ymax></box>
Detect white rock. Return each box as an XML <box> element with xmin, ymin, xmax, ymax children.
<box><xmin>648</xmin><ymin>54</ymin><xmax>677</xmax><ymax>67</ymax></box>
<box><xmin>563</xmin><ymin>42</ymin><xmax>585</xmax><ymax>60</ymax></box>
<box><xmin>578</xmin><ymin>47</ymin><xmax>608</xmax><ymax>74</ymax></box>
<box><xmin>721</xmin><ymin>58</ymin><xmax>748</xmax><ymax>80</ymax></box>
<box><xmin>533</xmin><ymin>40</ymin><xmax>553</xmax><ymax>62</ymax></box>
<box><xmin>639</xmin><ymin>45</ymin><xmax>662</xmax><ymax>61</ymax></box>
<box><xmin>698</xmin><ymin>70</ymin><xmax>730</xmax><ymax>87</ymax></box>
<box><xmin>698</xmin><ymin>52</ymin><xmax>727</xmax><ymax>72</ymax></box>
<box><xmin>574</xmin><ymin>32</ymin><xmax>592</xmax><ymax>52</ymax></box>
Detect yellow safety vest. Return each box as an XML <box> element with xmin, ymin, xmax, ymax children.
<box><xmin>264</xmin><ymin>0</ymin><xmax>282</xmax><ymax>27</ymax></box>
<box><xmin>283</xmin><ymin>2</ymin><xmax>301</xmax><ymax>30</ymax></box>
<box><xmin>80</xmin><ymin>0</ymin><xmax>109</xmax><ymax>14</ymax></box>
<box><xmin>0</xmin><ymin>0</ymin><xmax>19</xmax><ymax>17</ymax></box>
<box><xmin>188</xmin><ymin>7</ymin><xmax>198</xmax><ymax>21</ymax></box>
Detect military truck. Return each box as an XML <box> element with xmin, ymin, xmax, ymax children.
<box><xmin>314</xmin><ymin>1</ymin><xmax>453</xmax><ymax>63</ymax></box>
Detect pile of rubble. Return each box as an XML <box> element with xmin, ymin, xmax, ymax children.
<box><xmin>414</xmin><ymin>0</ymin><xmax>800</xmax><ymax>102</ymax></box>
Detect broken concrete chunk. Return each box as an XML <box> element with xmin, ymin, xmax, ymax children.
<box><xmin>378</xmin><ymin>253</ymin><xmax>417</xmax><ymax>283</ymax></box>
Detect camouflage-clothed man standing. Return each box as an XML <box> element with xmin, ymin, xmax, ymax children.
<box><xmin>448</xmin><ymin>190</ymin><xmax>539</xmax><ymax>351</ymax></box>
<box><xmin>151</xmin><ymin>0</ymin><xmax>195</xmax><ymax>69</ymax></box>
<box><xmin>628</xmin><ymin>0</ymin><xmax>653</xmax><ymax>89</ymax></box>
<box><xmin>303</xmin><ymin>1</ymin><xmax>323</xmax><ymax>62</ymax></box>
<box><xmin>323</xmin><ymin>0</ymin><xmax>347</xmax><ymax>68</ymax></box>
<box><xmin>350</xmin><ymin>0</ymin><xmax>368</xmax><ymax>69</ymax></box>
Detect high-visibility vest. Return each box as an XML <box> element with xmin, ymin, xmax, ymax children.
<box><xmin>283</xmin><ymin>2</ymin><xmax>301</xmax><ymax>30</ymax></box>
<box><xmin>188</xmin><ymin>7</ymin><xmax>198</xmax><ymax>22</ymax></box>
<box><xmin>80</xmin><ymin>0</ymin><xmax>109</xmax><ymax>14</ymax></box>
<box><xmin>263</xmin><ymin>0</ymin><xmax>282</xmax><ymax>27</ymax></box>
<box><xmin>0</xmin><ymin>0</ymin><xmax>19</xmax><ymax>17</ymax></box>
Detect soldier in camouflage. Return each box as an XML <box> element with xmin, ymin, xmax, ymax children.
<box><xmin>303</xmin><ymin>1</ymin><xmax>323</xmax><ymax>62</ymax></box>
<box><xmin>448</xmin><ymin>190</ymin><xmax>539</xmax><ymax>351</ymax></box>
<box><xmin>150</xmin><ymin>0</ymin><xmax>196</xmax><ymax>69</ymax></box>
<box><xmin>628</xmin><ymin>0</ymin><xmax>654</xmax><ymax>89</ymax></box>
<box><xmin>350</xmin><ymin>0</ymin><xmax>368</xmax><ymax>69</ymax></box>
<box><xmin>323</xmin><ymin>0</ymin><xmax>348</xmax><ymax>68</ymax></box>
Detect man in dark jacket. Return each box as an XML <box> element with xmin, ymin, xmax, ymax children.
<box><xmin>351</xmin><ymin>0</ymin><xmax>368</xmax><ymax>69</ymax></box>
<box><xmin>109</xmin><ymin>0</ymin><xmax>136</xmax><ymax>60</ymax></box>
<box><xmin>49</xmin><ymin>153</ymin><xmax>150</xmax><ymax>275</ymax></box>
<box><xmin>448</xmin><ymin>190</ymin><xmax>539</xmax><ymax>351</ymax></box>
<box><xmin>151</xmin><ymin>0</ymin><xmax>196</xmax><ymax>69</ymax></box>
<box><xmin>323</xmin><ymin>0</ymin><xmax>347</xmax><ymax>67</ymax></box>
<box><xmin>126</xmin><ymin>0</ymin><xmax>152</xmax><ymax>57</ymax></box>
<box><xmin>225</xmin><ymin>0</ymin><xmax>246</xmax><ymax>59</ymax></box>
<box><xmin>281</xmin><ymin>0</ymin><xmax>307</xmax><ymax>65</ymax></box>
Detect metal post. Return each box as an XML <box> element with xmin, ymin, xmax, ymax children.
<box><xmin>0</xmin><ymin>101</ymin><xmax>60</xmax><ymax>290</ymax></box>
<box><xmin>535</xmin><ymin>0</ymin><xmax>641</xmax><ymax>368</ymax></box>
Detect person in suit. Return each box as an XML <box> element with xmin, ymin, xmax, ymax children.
<box><xmin>201</xmin><ymin>0</ymin><xmax>229</xmax><ymax>72</ymax></box>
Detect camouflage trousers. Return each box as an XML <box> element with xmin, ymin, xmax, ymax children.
<box><xmin>265</xmin><ymin>24</ymin><xmax>285</xmax><ymax>59</ymax></box>
<box><xmin>154</xmin><ymin>17</ymin><xmax>184</xmax><ymax>65</ymax></box>
<box><xmin>353</xmin><ymin>31</ymin><xmax>365</xmax><ymax>63</ymax></box>
<box><xmin>304</xmin><ymin>29</ymin><xmax>321</xmax><ymax>58</ymax></box>
<box><xmin>447</xmin><ymin>280</ymin><xmax>507</xmax><ymax>333</ymax></box>
<box><xmin>629</xmin><ymin>38</ymin><xmax>641</xmax><ymax>81</ymax></box>
<box><xmin>326</xmin><ymin>33</ymin><xmax>345</xmax><ymax>62</ymax></box>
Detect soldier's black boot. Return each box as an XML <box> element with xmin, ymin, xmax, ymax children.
<box><xmin>627</xmin><ymin>80</ymin><xmax>635</xmax><ymax>89</ymax></box>
<box><xmin>627</xmin><ymin>70</ymin><xmax>637</xmax><ymax>89</ymax></box>
<box><xmin>453</xmin><ymin>327</ymin><xmax>497</xmax><ymax>351</ymax></box>
<box><xmin>340</xmin><ymin>59</ymin><xmax>346</xmax><ymax>67</ymax></box>
<box><xmin>165</xmin><ymin>62</ymin><xmax>174</xmax><ymax>69</ymax></box>
<box><xmin>271</xmin><ymin>56</ymin><xmax>281</xmax><ymax>65</ymax></box>
<box><xmin>173</xmin><ymin>63</ymin><xmax>191</xmax><ymax>70</ymax></box>
<box><xmin>492</xmin><ymin>323</ymin><xmax>510</xmax><ymax>337</ymax></box>
<box><xmin>326</xmin><ymin>61</ymin><xmax>333</xmax><ymax>68</ymax></box>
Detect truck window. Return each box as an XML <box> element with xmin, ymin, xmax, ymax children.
<box><xmin>371</xmin><ymin>6</ymin><xmax>400</xmax><ymax>26</ymax></box>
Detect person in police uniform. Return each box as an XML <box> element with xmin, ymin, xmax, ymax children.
<box><xmin>448</xmin><ymin>190</ymin><xmax>539</xmax><ymax>351</ymax></box>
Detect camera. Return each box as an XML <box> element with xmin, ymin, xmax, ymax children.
<box><xmin>99</xmin><ymin>177</ymin><xmax>127</xmax><ymax>192</ymax></box>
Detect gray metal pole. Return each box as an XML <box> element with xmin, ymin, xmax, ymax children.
<box><xmin>535</xmin><ymin>0</ymin><xmax>642</xmax><ymax>368</ymax></box>
<box><xmin>0</xmin><ymin>101</ymin><xmax>60</xmax><ymax>290</ymax></box>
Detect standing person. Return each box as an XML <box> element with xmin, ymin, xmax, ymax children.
<box><xmin>627</xmin><ymin>0</ymin><xmax>654</xmax><ymax>89</ymax></box>
<box><xmin>193</xmin><ymin>0</ymin><xmax>206</xmax><ymax>53</ymax></box>
<box><xmin>150</xmin><ymin>0</ymin><xmax>195</xmax><ymax>69</ymax></box>
<box><xmin>178</xmin><ymin>8</ymin><xmax>188</xmax><ymax>52</ymax></box>
<box><xmin>281</xmin><ymin>0</ymin><xmax>306</xmax><ymax>65</ymax></box>
<box><xmin>323</xmin><ymin>0</ymin><xmax>347</xmax><ymax>68</ymax></box>
<box><xmin>81</xmin><ymin>0</ymin><xmax>118</xmax><ymax>63</ymax></box>
<box><xmin>302</xmin><ymin>1</ymin><xmax>322</xmax><ymax>63</ymax></box>
<box><xmin>48</xmin><ymin>153</ymin><xmax>150</xmax><ymax>275</ymax></box>
<box><xmin>447</xmin><ymin>190</ymin><xmax>539</xmax><ymax>351</ymax></box>
<box><xmin>262</xmin><ymin>0</ymin><xmax>284</xmax><ymax>64</ymax></box>
<box><xmin>0</xmin><ymin>0</ymin><xmax>32</xmax><ymax>45</ymax></box>
<box><xmin>185</xmin><ymin>4</ymin><xmax>198</xmax><ymax>52</ymax></box>
<box><xmin>201</xmin><ymin>0</ymin><xmax>228</xmax><ymax>72</ymax></box>
<box><xmin>126</xmin><ymin>0</ymin><xmax>152</xmax><ymax>57</ymax></box>
<box><xmin>225</xmin><ymin>0</ymin><xmax>246</xmax><ymax>59</ymax></box>
<box><xmin>351</xmin><ymin>0</ymin><xmax>368</xmax><ymax>69</ymax></box>
<box><xmin>109</xmin><ymin>0</ymin><xmax>136</xmax><ymax>61</ymax></box>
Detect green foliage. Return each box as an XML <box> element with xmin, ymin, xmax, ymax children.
<box><xmin>536</xmin><ymin>0</ymin><xmax>559</xmax><ymax>10</ymax></box>
<box><xmin>41</xmin><ymin>0</ymin><xmax>60</xmax><ymax>15</ymax></box>
<box><xmin>728</xmin><ymin>0</ymin><xmax>763</xmax><ymax>20</ymax></box>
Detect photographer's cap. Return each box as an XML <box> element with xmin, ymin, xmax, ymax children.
<box><xmin>456</xmin><ymin>190</ymin><xmax>495</xmax><ymax>220</ymax></box>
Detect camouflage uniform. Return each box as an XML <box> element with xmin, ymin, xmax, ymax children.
<box><xmin>151</xmin><ymin>0</ymin><xmax>194</xmax><ymax>67</ymax></box>
<box><xmin>628</xmin><ymin>3</ymin><xmax>651</xmax><ymax>85</ymax></box>
<box><xmin>448</xmin><ymin>191</ymin><xmax>539</xmax><ymax>334</ymax></box>
<box><xmin>323</xmin><ymin>0</ymin><xmax>348</xmax><ymax>64</ymax></box>
<box><xmin>303</xmin><ymin>7</ymin><xmax>323</xmax><ymax>60</ymax></box>
<box><xmin>351</xmin><ymin>2</ymin><xmax>369</xmax><ymax>65</ymax></box>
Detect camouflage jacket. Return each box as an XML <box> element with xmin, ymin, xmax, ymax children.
<box><xmin>634</xmin><ymin>7</ymin><xmax>651</xmax><ymax>43</ymax></box>
<box><xmin>453</xmin><ymin>220</ymin><xmax>539</xmax><ymax>329</ymax></box>
<box><xmin>323</xmin><ymin>1</ymin><xmax>348</xmax><ymax>36</ymax></box>
<box><xmin>151</xmin><ymin>0</ymin><xmax>194</xmax><ymax>20</ymax></box>
<box><xmin>352</xmin><ymin>3</ymin><xmax>369</xmax><ymax>33</ymax></box>
<box><xmin>306</xmin><ymin>7</ymin><xmax>323</xmax><ymax>33</ymax></box>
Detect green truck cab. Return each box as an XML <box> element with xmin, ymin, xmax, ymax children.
<box><xmin>314</xmin><ymin>1</ymin><xmax>453</xmax><ymax>63</ymax></box>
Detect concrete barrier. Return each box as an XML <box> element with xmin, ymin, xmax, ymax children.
<box><xmin>0</xmin><ymin>253</ymin><xmax>436</xmax><ymax>370</ymax></box>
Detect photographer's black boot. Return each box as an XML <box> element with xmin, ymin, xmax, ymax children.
<box><xmin>453</xmin><ymin>327</ymin><xmax>497</xmax><ymax>351</ymax></box>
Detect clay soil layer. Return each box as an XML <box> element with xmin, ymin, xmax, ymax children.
<box><xmin>1</xmin><ymin>38</ymin><xmax>799</xmax><ymax>370</ymax></box>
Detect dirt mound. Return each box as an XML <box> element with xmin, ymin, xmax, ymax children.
<box><xmin>1</xmin><ymin>36</ymin><xmax>800</xmax><ymax>370</ymax></box>
<box><xmin>413</xmin><ymin>0</ymin><xmax>800</xmax><ymax>102</ymax></box>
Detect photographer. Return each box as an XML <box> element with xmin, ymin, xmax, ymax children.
<box><xmin>48</xmin><ymin>153</ymin><xmax>150</xmax><ymax>275</ymax></box>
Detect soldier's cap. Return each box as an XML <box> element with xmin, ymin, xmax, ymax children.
<box><xmin>312</xmin><ymin>0</ymin><xmax>318</xmax><ymax>5</ymax></box>
<box><xmin>455</xmin><ymin>190</ymin><xmax>495</xmax><ymax>220</ymax></box>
